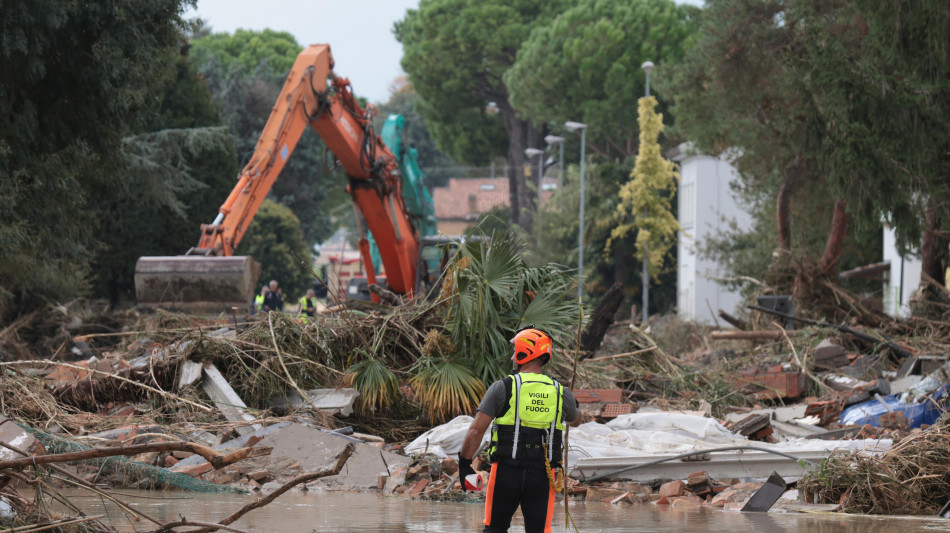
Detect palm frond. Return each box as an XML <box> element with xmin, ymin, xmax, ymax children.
<box><xmin>411</xmin><ymin>358</ymin><xmax>486</xmax><ymax>424</ymax></box>
<box><xmin>443</xmin><ymin>232</ymin><xmax>582</xmax><ymax>383</ymax></box>
<box><xmin>344</xmin><ymin>352</ymin><xmax>401</xmax><ymax>414</ymax></box>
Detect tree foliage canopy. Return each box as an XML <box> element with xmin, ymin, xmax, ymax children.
<box><xmin>190</xmin><ymin>30</ymin><xmax>349</xmax><ymax>246</ymax></box>
<box><xmin>506</xmin><ymin>0</ymin><xmax>698</xmax><ymax>159</ymax></box>
<box><xmin>189</xmin><ymin>28</ymin><xmax>302</xmax><ymax>78</ymax></box>
<box><xmin>0</xmin><ymin>0</ymin><xmax>193</xmax><ymax>313</ymax></box>
<box><xmin>609</xmin><ymin>97</ymin><xmax>680</xmax><ymax>280</ymax></box>
<box><xmin>396</xmin><ymin>0</ymin><xmax>572</xmax><ymax>230</ymax></box>
<box><xmin>236</xmin><ymin>198</ymin><xmax>312</xmax><ymax>300</ymax></box>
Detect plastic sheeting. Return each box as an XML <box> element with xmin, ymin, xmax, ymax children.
<box><xmin>404</xmin><ymin>416</ymin><xmax>490</xmax><ymax>459</ymax></box>
<box><xmin>839</xmin><ymin>385</ymin><xmax>948</xmax><ymax>428</ymax></box>
<box><xmin>406</xmin><ymin>412</ymin><xmax>891</xmax><ymax>466</ymax></box>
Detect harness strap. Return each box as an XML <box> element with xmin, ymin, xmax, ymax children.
<box><xmin>548</xmin><ymin>380</ymin><xmax>560</xmax><ymax>461</ymax></box>
<box><xmin>512</xmin><ymin>373</ymin><xmax>522</xmax><ymax>460</ymax></box>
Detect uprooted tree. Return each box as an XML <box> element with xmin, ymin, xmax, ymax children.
<box><xmin>666</xmin><ymin>0</ymin><xmax>950</xmax><ymax>312</ymax></box>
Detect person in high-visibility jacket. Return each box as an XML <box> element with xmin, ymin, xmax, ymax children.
<box><xmin>297</xmin><ymin>289</ymin><xmax>320</xmax><ymax>324</ymax></box>
<box><xmin>458</xmin><ymin>328</ymin><xmax>580</xmax><ymax>533</ymax></box>
<box><xmin>252</xmin><ymin>286</ymin><xmax>268</xmax><ymax>315</ymax></box>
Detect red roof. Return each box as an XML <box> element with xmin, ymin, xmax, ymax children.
<box><xmin>433</xmin><ymin>177</ymin><xmax>558</xmax><ymax>220</ymax></box>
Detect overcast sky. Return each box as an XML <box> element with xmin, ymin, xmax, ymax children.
<box><xmin>188</xmin><ymin>0</ymin><xmax>705</xmax><ymax>105</ymax></box>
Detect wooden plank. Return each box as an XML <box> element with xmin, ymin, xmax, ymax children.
<box><xmin>711</xmin><ymin>330</ymin><xmax>784</xmax><ymax>340</ymax></box>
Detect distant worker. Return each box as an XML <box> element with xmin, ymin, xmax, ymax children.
<box><xmin>253</xmin><ymin>286</ymin><xmax>269</xmax><ymax>315</ymax></box>
<box><xmin>458</xmin><ymin>327</ymin><xmax>580</xmax><ymax>533</ymax></box>
<box><xmin>297</xmin><ymin>289</ymin><xmax>323</xmax><ymax>324</ymax></box>
<box><xmin>262</xmin><ymin>280</ymin><xmax>283</xmax><ymax>312</ymax></box>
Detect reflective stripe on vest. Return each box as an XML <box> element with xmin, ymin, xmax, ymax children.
<box><xmin>493</xmin><ymin>372</ymin><xmax>563</xmax><ymax>462</ymax></box>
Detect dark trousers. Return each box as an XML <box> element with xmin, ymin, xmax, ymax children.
<box><xmin>483</xmin><ymin>460</ymin><xmax>555</xmax><ymax>533</ymax></box>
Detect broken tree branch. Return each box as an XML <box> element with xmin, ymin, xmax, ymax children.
<box><xmin>0</xmin><ymin>441</ymin><xmax>270</xmax><ymax>471</ymax></box>
<box><xmin>0</xmin><ymin>440</ymin><xmax>164</xmax><ymax>527</ymax></box>
<box><xmin>718</xmin><ymin>310</ymin><xmax>748</xmax><ymax>331</ymax></box>
<box><xmin>710</xmin><ymin>330</ymin><xmax>785</xmax><ymax>341</ymax></box>
<box><xmin>152</xmin><ymin>519</ymin><xmax>252</xmax><ymax>533</ymax></box>
<box><xmin>268</xmin><ymin>312</ymin><xmax>324</xmax><ymax>414</ymax></box>
<box><xmin>179</xmin><ymin>443</ymin><xmax>357</xmax><ymax>533</ymax></box>
<box><xmin>775</xmin><ymin>322</ymin><xmax>830</xmax><ymax>395</ymax></box>
<box><xmin>581</xmin><ymin>346</ymin><xmax>658</xmax><ymax>363</ymax></box>
<box><xmin>748</xmin><ymin>305</ymin><xmax>915</xmax><ymax>360</ymax></box>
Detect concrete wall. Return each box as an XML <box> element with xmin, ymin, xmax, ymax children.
<box><xmin>882</xmin><ymin>225</ymin><xmax>922</xmax><ymax>318</ymax></box>
<box><xmin>674</xmin><ymin>145</ymin><xmax>752</xmax><ymax>324</ymax></box>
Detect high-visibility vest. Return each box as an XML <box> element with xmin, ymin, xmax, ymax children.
<box><xmin>254</xmin><ymin>294</ymin><xmax>265</xmax><ymax>310</ymax></box>
<box><xmin>298</xmin><ymin>296</ymin><xmax>316</xmax><ymax>323</ymax></box>
<box><xmin>488</xmin><ymin>372</ymin><xmax>564</xmax><ymax>464</ymax></box>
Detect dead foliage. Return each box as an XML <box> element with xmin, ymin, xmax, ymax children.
<box><xmin>802</xmin><ymin>415</ymin><xmax>950</xmax><ymax>514</ymax></box>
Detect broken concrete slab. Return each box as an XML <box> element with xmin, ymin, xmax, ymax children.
<box><xmin>890</xmin><ymin>375</ymin><xmax>924</xmax><ymax>394</ymax></box>
<box><xmin>813</xmin><ymin>339</ymin><xmax>850</xmax><ymax>369</ymax></box>
<box><xmin>770</xmin><ymin>419</ymin><xmax>827</xmax><ymax>439</ymax></box>
<box><xmin>178</xmin><ymin>360</ymin><xmax>202</xmax><ymax>389</ymax></box>
<box><xmin>172</xmin><ymin>422</ymin><xmax>293</xmax><ymax>470</ymax></box>
<box><xmin>0</xmin><ymin>416</ymin><xmax>40</xmax><ymax>461</ymax></box>
<box><xmin>253</xmin><ymin>423</ymin><xmax>409</xmax><ymax>489</ymax></box>
<box><xmin>268</xmin><ymin>388</ymin><xmax>360</xmax><ymax>417</ymax></box>
<box><xmin>201</xmin><ymin>363</ymin><xmax>261</xmax><ymax>436</ymax></box>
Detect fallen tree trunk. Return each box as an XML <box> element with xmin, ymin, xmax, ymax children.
<box><xmin>0</xmin><ymin>441</ymin><xmax>270</xmax><ymax>471</ymax></box>
<box><xmin>580</xmin><ymin>282</ymin><xmax>624</xmax><ymax>354</ymax></box>
<box><xmin>718</xmin><ymin>310</ymin><xmax>748</xmax><ymax>331</ymax></box>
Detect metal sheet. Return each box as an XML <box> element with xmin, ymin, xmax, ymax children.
<box><xmin>570</xmin><ymin>440</ymin><xmax>890</xmax><ymax>483</ymax></box>
<box><xmin>741</xmin><ymin>471</ymin><xmax>787</xmax><ymax>512</ymax></box>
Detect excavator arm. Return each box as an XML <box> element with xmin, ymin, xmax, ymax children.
<box><xmin>135</xmin><ymin>44</ymin><xmax>419</xmax><ymax>308</ymax></box>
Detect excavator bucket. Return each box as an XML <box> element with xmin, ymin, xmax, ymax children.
<box><xmin>134</xmin><ymin>256</ymin><xmax>261</xmax><ymax>312</ymax></box>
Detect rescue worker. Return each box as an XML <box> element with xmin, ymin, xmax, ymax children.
<box><xmin>253</xmin><ymin>286</ymin><xmax>268</xmax><ymax>315</ymax></box>
<box><xmin>262</xmin><ymin>280</ymin><xmax>283</xmax><ymax>312</ymax></box>
<box><xmin>458</xmin><ymin>327</ymin><xmax>580</xmax><ymax>533</ymax></box>
<box><xmin>297</xmin><ymin>289</ymin><xmax>320</xmax><ymax>324</ymax></box>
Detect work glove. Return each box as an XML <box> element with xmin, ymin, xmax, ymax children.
<box><xmin>458</xmin><ymin>455</ymin><xmax>475</xmax><ymax>492</ymax></box>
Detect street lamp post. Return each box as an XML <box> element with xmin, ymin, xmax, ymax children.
<box><xmin>565</xmin><ymin>121</ymin><xmax>587</xmax><ymax>301</ymax></box>
<box><xmin>525</xmin><ymin>147</ymin><xmax>545</xmax><ymax>247</ymax></box>
<box><xmin>640</xmin><ymin>60</ymin><xmax>654</xmax><ymax>324</ymax></box>
<box><xmin>544</xmin><ymin>135</ymin><xmax>565</xmax><ymax>187</ymax></box>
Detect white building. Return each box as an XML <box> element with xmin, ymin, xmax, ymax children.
<box><xmin>673</xmin><ymin>144</ymin><xmax>752</xmax><ymax>324</ymax></box>
<box><xmin>882</xmin><ymin>226</ymin><xmax>922</xmax><ymax>318</ymax></box>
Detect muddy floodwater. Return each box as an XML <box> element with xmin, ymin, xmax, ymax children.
<box><xmin>64</xmin><ymin>490</ymin><xmax>949</xmax><ymax>532</ymax></box>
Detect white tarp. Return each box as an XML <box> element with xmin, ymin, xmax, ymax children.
<box><xmin>406</xmin><ymin>412</ymin><xmax>891</xmax><ymax>467</ymax></box>
<box><xmin>405</xmin><ymin>416</ymin><xmax>491</xmax><ymax>459</ymax></box>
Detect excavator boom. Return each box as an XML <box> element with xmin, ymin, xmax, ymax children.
<box><xmin>134</xmin><ymin>44</ymin><xmax>419</xmax><ymax>310</ymax></box>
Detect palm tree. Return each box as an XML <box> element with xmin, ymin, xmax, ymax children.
<box><xmin>442</xmin><ymin>231</ymin><xmax>581</xmax><ymax>383</ymax></box>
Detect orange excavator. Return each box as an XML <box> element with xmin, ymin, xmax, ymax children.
<box><xmin>134</xmin><ymin>44</ymin><xmax>419</xmax><ymax>309</ymax></box>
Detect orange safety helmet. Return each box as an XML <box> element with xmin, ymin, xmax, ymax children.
<box><xmin>511</xmin><ymin>328</ymin><xmax>553</xmax><ymax>365</ymax></box>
